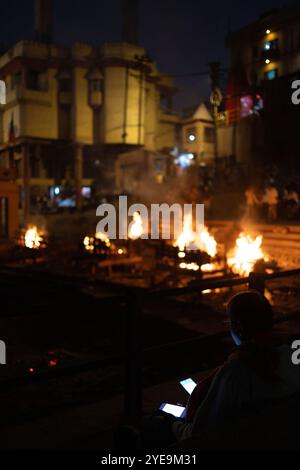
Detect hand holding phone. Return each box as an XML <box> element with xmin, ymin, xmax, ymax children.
<box><xmin>180</xmin><ymin>378</ymin><xmax>197</xmax><ymax>395</ymax></box>
<box><xmin>159</xmin><ymin>403</ymin><xmax>186</xmax><ymax>418</ymax></box>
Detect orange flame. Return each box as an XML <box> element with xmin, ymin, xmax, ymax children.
<box><xmin>228</xmin><ymin>233</ymin><xmax>268</xmax><ymax>276</ymax></box>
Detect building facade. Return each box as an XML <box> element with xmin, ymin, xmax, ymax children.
<box><xmin>0</xmin><ymin>39</ymin><xmax>179</xmax><ymax>217</ymax></box>
<box><xmin>218</xmin><ymin>4</ymin><xmax>300</xmax><ymax>170</ymax></box>
<box><xmin>181</xmin><ymin>103</ymin><xmax>215</xmax><ymax>165</ymax></box>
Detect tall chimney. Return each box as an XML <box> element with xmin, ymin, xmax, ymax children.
<box><xmin>35</xmin><ymin>0</ymin><xmax>53</xmax><ymax>43</ymax></box>
<box><xmin>122</xmin><ymin>0</ymin><xmax>139</xmax><ymax>44</ymax></box>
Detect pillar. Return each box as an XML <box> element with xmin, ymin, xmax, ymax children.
<box><xmin>75</xmin><ymin>144</ymin><xmax>83</xmax><ymax>209</ymax></box>
<box><xmin>23</xmin><ymin>144</ymin><xmax>31</xmax><ymax>223</ymax></box>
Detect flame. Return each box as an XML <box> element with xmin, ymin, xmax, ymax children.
<box><xmin>95</xmin><ymin>232</ymin><xmax>111</xmax><ymax>247</ymax></box>
<box><xmin>84</xmin><ymin>232</ymin><xmax>110</xmax><ymax>252</ymax></box>
<box><xmin>228</xmin><ymin>233</ymin><xmax>267</xmax><ymax>276</ymax></box>
<box><xmin>198</xmin><ymin>227</ymin><xmax>217</xmax><ymax>258</ymax></box>
<box><xmin>24</xmin><ymin>225</ymin><xmax>43</xmax><ymax>249</ymax></box>
<box><xmin>201</xmin><ymin>263</ymin><xmax>218</xmax><ymax>273</ymax></box>
<box><xmin>179</xmin><ymin>262</ymin><xmax>200</xmax><ymax>272</ymax></box>
<box><xmin>128</xmin><ymin>212</ymin><xmax>143</xmax><ymax>240</ymax></box>
<box><xmin>174</xmin><ymin>214</ymin><xmax>217</xmax><ymax>257</ymax></box>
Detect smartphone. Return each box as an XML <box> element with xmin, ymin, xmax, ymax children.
<box><xmin>180</xmin><ymin>378</ymin><xmax>197</xmax><ymax>395</ymax></box>
<box><xmin>159</xmin><ymin>403</ymin><xmax>186</xmax><ymax>418</ymax></box>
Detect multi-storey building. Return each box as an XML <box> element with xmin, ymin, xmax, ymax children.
<box><xmin>226</xmin><ymin>4</ymin><xmax>300</xmax><ymax>90</ymax></box>
<box><xmin>218</xmin><ymin>4</ymin><xmax>300</xmax><ymax>169</ymax></box>
<box><xmin>0</xmin><ymin>0</ymin><xmax>179</xmax><ymax>218</ymax></box>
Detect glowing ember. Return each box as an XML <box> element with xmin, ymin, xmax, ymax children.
<box><xmin>228</xmin><ymin>233</ymin><xmax>268</xmax><ymax>276</ymax></box>
<box><xmin>95</xmin><ymin>232</ymin><xmax>111</xmax><ymax>246</ymax></box>
<box><xmin>201</xmin><ymin>263</ymin><xmax>218</xmax><ymax>273</ymax></box>
<box><xmin>179</xmin><ymin>262</ymin><xmax>200</xmax><ymax>272</ymax></box>
<box><xmin>128</xmin><ymin>212</ymin><xmax>143</xmax><ymax>240</ymax></box>
<box><xmin>48</xmin><ymin>359</ymin><xmax>58</xmax><ymax>368</ymax></box>
<box><xmin>84</xmin><ymin>232</ymin><xmax>110</xmax><ymax>252</ymax></box>
<box><xmin>24</xmin><ymin>225</ymin><xmax>43</xmax><ymax>249</ymax></box>
<box><xmin>174</xmin><ymin>215</ymin><xmax>217</xmax><ymax>257</ymax></box>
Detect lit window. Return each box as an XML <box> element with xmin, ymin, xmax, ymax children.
<box><xmin>265</xmin><ymin>69</ymin><xmax>278</xmax><ymax>80</ymax></box>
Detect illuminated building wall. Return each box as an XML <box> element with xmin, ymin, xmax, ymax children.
<box><xmin>0</xmin><ymin>40</ymin><xmax>179</xmax><ymax>214</ymax></box>
<box><xmin>226</xmin><ymin>5</ymin><xmax>300</xmax><ymax>89</ymax></box>
<box><xmin>181</xmin><ymin>103</ymin><xmax>215</xmax><ymax>164</ymax></box>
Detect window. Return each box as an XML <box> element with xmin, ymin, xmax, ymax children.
<box><xmin>265</xmin><ymin>69</ymin><xmax>278</xmax><ymax>80</ymax></box>
<box><xmin>204</xmin><ymin>126</ymin><xmax>215</xmax><ymax>143</ymax></box>
<box><xmin>264</xmin><ymin>38</ymin><xmax>279</xmax><ymax>51</ymax></box>
<box><xmin>27</xmin><ymin>70</ymin><xmax>48</xmax><ymax>91</ymax></box>
<box><xmin>186</xmin><ymin>127</ymin><xmax>197</xmax><ymax>143</ymax></box>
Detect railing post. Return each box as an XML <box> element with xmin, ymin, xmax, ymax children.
<box><xmin>248</xmin><ymin>272</ymin><xmax>265</xmax><ymax>294</ymax></box>
<box><xmin>124</xmin><ymin>291</ymin><xmax>143</xmax><ymax>425</ymax></box>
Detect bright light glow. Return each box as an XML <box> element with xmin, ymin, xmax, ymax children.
<box><xmin>174</xmin><ymin>214</ymin><xmax>217</xmax><ymax>257</ymax></box>
<box><xmin>54</xmin><ymin>187</ymin><xmax>60</xmax><ymax>196</ymax></box>
<box><xmin>266</xmin><ymin>29</ymin><xmax>271</xmax><ymax>34</ymax></box>
<box><xmin>84</xmin><ymin>232</ymin><xmax>111</xmax><ymax>252</ymax></box>
<box><xmin>179</xmin><ymin>262</ymin><xmax>200</xmax><ymax>272</ymax></box>
<box><xmin>24</xmin><ymin>225</ymin><xmax>43</xmax><ymax>249</ymax></box>
<box><xmin>175</xmin><ymin>153</ymin><xmax>195</xmax><ymax>169</ymax></box>
<box><xmin>265</xmin><ymin>59</ymin><xmax>271</xmax><ymax>64</ymax></box>
<box><xmin>128</xmin><ymin>212</ymin><xmax>143</xmax><ymax>240</ymax></box>
<box><xmin>188</xmin><ymin>134</ymin><xmax>196</xmax><ymax>142</ymax></box>
<box><xmin>201</xmin><ymin>263</ymin><xmax>218</xmax><ymax>273</ymax></box>
<box><xmin>227</xmin><ymin>233</ymin><xmax>268</xmax><ymax>276</ymax></box>
<box><xmin>95</xmin><ymin>231</ymin><xmax>111</xmax><ymax>247</ymax></box>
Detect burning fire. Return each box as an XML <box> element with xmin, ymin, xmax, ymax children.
<box><xmin>174</xmin><ymin>215</ymin><xmax>217</xmax><ymax>257</ymax></box>
<box><xmin>201</xmin><ymin>263</ymin><xmax>218</xmax><ymax>273</ymax></box>
<box><xmin>128</xmin><ymin>212</ymin><xmax>143</xmax><ymax>240</ymax></box>
<box><xmin>24</xmin><ymin>225</ymin><xmax>44</xmax><ymax>249</ymax></box>
<box><xmin>228</xmin><ymin>233</ymin><xmax>267</xmax><ymax>276</ymax></box>
<box><xmin>174</xmin><ymin>215</ymin><xmax>217</xmax><ymax>272</ymax></box>
<box><xmin>179</xmin><ymin>262</ymin><xmax>200</xmax><ymax>272</ymax></box>
<box><xmin>83</xmin><ymin>231</ymin><xmax>111</xmax><ymax>252</ymax></box>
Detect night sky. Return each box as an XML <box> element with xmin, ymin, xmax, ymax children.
<box><xmin>0</xmin><ymin>0</ymin><xmax>297</xmax><ymax>111</ymax></box>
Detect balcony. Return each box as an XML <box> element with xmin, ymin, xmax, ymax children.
<box><xmin>5</xmin><ymin>85</ymin><xmax>51</xmax><ymax>106</ymax></box>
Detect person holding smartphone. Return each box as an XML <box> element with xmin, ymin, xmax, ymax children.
<box><xmin>172</xmin><ymin>291</ymin><xmax>300</xmax><ymax>442</ymax></box>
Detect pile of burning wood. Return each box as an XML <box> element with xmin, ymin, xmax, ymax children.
<box><xmin>17</xmin><ymin>225</ymin><xmax>48</xmax><ymax>251</ymax></box>
<box><xmin>80</xmin><ymin>211</ymin><xmax>277</xmax><ymax>283</ymax></box>
<box><xmin>82</xmin><ymin>232</ymin><xmax>128</xmax><ymax>259</ymax></box>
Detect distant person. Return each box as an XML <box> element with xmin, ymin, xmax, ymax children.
<box><xmin>264</xmin><ymin>184</ymin><xmax>279</xmax><ymax>223</ymax></box>
<box><xmin>122</xmin><ymin>291</ymin><xmax>300</xmax><ymax>449</ymax></box>
<box><xmin>283</xmin><ymin>186</ymin><xmax>299</xmax><ymax>219</ymax></box>
<box><xmin>245</xmin><ymin>185</ymin><xmax>259</xmax><ymax>219</ymax></box>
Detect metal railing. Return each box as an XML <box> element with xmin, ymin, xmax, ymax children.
<box><xmin>1</xmin><ymin>264</ymin><xmax>300</xmax><ymax>429</ymax></box>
